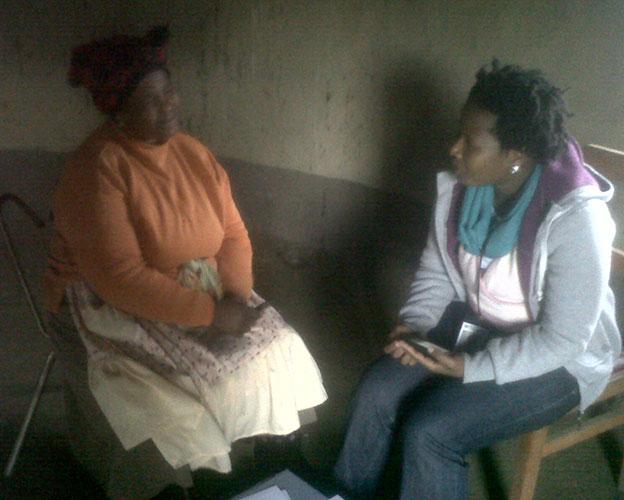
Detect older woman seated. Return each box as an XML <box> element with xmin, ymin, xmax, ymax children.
<box><xmin>43</xmin><ymin>26</ymin><xmax>326</xmax><ymax>498</ymax></box>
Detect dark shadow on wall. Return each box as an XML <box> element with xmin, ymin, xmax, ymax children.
<box><xmin>380</xmin><ymin>61</ymin><xmax>457</xmax><ymax>204</ymax></box>
<box><xmin>309</xmin><ymin>60</ymin><xmax>462</xmax><ymax>360</ymax></box>
<box><xmin>321</xmin><ymin>60</ymin><xmax>460</xmax><ymax>356</ymax></box>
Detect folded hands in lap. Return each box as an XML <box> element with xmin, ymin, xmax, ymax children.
<box><xmin>212</xmin><ymin>295</ymin><xmax>261</xmax><ymax>337</ymax></box>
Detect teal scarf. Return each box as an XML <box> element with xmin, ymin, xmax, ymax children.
<box><xmin>458</xmin><ymin>166</ymin><xmax>543</xmax><ymax>258</ymax></box>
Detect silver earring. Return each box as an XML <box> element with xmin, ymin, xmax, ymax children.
<box><xmin>510</xmin><ymin>164</ymin><xmax>521</xmax><ymax>175</ymax></box>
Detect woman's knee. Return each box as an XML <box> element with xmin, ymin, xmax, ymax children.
<box><xmin>401</xmin><ymin>410</ymin><xmax>465</xmax><ymax>461</ymax></box>
<box><xmin>350</xmin><ymin>356</ymin><xmax>425</xmax><ymax>427</ymax></box>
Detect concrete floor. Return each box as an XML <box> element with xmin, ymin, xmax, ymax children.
<box><xmin>1</xmin><ymin>216</ymin><xmax>623</xmax><ymax>499</ymax></box>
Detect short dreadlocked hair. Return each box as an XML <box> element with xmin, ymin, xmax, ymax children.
<box><xmin>466</xmin><ymin>60</ymin><xmax>570</xmax><ymax>165</ymax></box>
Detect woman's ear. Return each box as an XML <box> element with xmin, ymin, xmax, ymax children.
<box><xmin>506</xmin><ymin>148</ymin><xmax>530</xmax><ymax>168</ymax></box>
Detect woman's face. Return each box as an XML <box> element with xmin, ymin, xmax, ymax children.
<box><xmin>449</xmin><ymin>105</ymin><xmax>519</xmax><ymax>189</ymax></box>
<box><xmin>117</xmin><ymin>69</ymin><xmax>181</xmax><ymax>144</ymax></box>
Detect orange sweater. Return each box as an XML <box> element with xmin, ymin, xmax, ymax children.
<box><xmin>43</xmin><ymin>122</ymin><xmax>253</xmax><ymax>327</ymax></box>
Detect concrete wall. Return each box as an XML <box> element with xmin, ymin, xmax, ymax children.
<box><xmin>3</xmin><ymin>0</ymin><xmax>624</xmax><ymax>200</ymax></box>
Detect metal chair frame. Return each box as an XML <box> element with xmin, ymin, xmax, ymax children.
<box><xmin>1</xmin><ymin>193</ymin><xmax>56</xmax><ymax>478</ymax></box>
<box><xmin>1</xmin><ymin>193</ymin><xmax>191</xmax><ymax>498</ymax></box>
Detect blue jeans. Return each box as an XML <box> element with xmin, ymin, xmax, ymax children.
<box><xmin>334</xmin><ymin>355</ymin><xmax>579</xmax><ymax>499</ymax></box>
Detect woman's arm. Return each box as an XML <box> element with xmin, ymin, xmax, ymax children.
<box><xmin>56</xmin><ymin>160</ymin><xmax>217</xmax><ymax>327</ymax></box>
<box><xmin>398</xmin><ymin>219</ymin><xmax>459</xmax><ymax>334</ymax></box>
<box><xmin>464</xmin><ymin>199</ymin><xmax>615</xmax><ymax>384</ymax></box>
<box><xmin>212</xmin><ymin>162</ymin><xmax>253</xmax><ymax>300</ymax></box>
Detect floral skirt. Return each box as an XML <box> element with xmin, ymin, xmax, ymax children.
<box><xmin>66</xmin><ymin>281</ymin><xmax>327</xmax><ymax>472</ymax></box>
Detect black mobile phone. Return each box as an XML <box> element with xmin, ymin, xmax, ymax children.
<box><xmin>398</xmin><ymin>333</ymin><xmax>449</xmax><ymax>360</ymax></box>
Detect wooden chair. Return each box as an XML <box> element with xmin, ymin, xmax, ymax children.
<box><xmin>509</xmin><ymin>144</ymin><xmax>624</xmax><ymax>499</ymax></box>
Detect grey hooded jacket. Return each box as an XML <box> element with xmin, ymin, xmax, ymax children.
<box><xmin>399</xmin><ymin>143</ymin><xmax>621</xmax><ymax>411</ymax></box>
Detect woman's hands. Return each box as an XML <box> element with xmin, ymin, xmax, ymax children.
<box><xmin>385</xmin><ymin>325</ymin><xmax>465</xmax><ymax>378</ymax></box>
<box><xmin>212</xmin><ymin>294</ymin><xmax>260</xmax><ymax>336</ymax></box>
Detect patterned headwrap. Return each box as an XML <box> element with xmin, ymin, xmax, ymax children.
<box><xmin>68</xmin><ymin>26</ymin><xmax>169</xmax><ymax>115</ymax></box>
